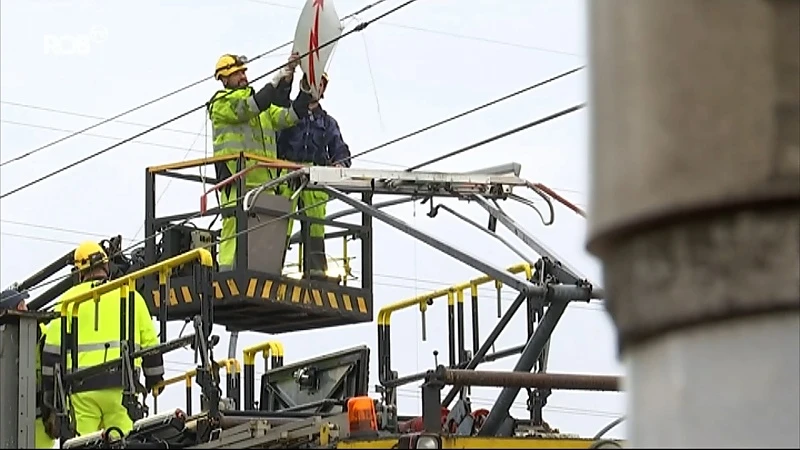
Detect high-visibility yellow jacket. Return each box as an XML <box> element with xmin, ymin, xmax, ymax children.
<box><xmin>208</xmin><ymin>86</ymin><xmax>299</xmax><ymax>189</ymax></box>
<box><xmin>41</xmin><ymin>281</ymin><xmax>164</xmax><ymax>393</ymax></box>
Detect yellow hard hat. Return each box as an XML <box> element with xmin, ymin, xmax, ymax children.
<box><xmin>215</xmin><ymin>54</ymin><xmax>248</xmax><ymax>80</ymax></box>
<box><xmin>73</xmin><ymin>241</ymin><xmax>109</xmax><ymax>272</ymax></box>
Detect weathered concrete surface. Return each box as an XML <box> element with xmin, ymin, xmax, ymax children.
<box><xmin>587</xmin><ymin>1</ymin><xmax>800</xmax><ymax>447</ymax></box>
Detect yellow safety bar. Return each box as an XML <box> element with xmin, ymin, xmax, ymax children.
<box><xmin>147</xmin><ymin>152</ymin><xmax>285</xmax><ymax>174</ymax></box>
<box><xmin>376</xmin><ymin>262</ymin><xmax>532</xmax><ymax>326</ymax></box>
<box><xmin>377</xmin><ymin>262</ymin><xmax>532</xmax><ymax>381</ymax></box>
<box><xmin>152</xmin><ymin>358</ymin><xmax>241</xmax><ymax>395</ymax></box>
<box><xmin>242</xmin><ymin>341</ymin><xmax>284</xmax><ymax>365</ymax></box>
<box><xmin>58</xmin><ymin>248</ymin><xmax>213</xmax><ymax>322</ymax></box>
<box><xmin>242</xmin><ymin>341</ymin><xmax>284</xmax><ymax>410</ymax></box>
<box><xmin>150</xmin><ymin>358</ymin><xmax>241</xmax><ymax>415</ymax></box>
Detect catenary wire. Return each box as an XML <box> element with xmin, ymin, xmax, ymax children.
<box><xmin>0</xmin><ymin>0</ymin><xmax>393</xmax><ymax>168</ymax></box>
<box><xmin>336</xmin><ymin>66</ymin><xmax>584</xmax><ymax>165</ymax></box>
<box><xmin>0</xmin><ymin>0</ymin><xmax>418</xmax><ymax>199</ymax></box>
<box><xmin>0</xmin><ymin>119</ymin><xmax>403</xmax><ymax>169</ymax></box>
<box><xmin>2</xmin><ymin>64</ymin><xmax>586</xmax><ymax>175</ymax></box>
<box><xmin>406</xmin><ymin>103</ymin><xmax>586</xmax><ymax>171</ymax></box>
<box><xmin>244</xmin><ymin>0</ymin><xmax>585</xmax><ymax>58</ymax></box>
<box><xmin>0</xmin><ymin>101</ymin><xmax>203</xmax><ymax>138</ymax></box>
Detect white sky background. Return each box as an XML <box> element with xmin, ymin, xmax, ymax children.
<box><xmin>0</xmin><ymin>0</ymin><xmax>626</xmax><ymax>440</ymax></box>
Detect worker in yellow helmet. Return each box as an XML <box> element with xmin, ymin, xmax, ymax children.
<box><xmin>41</xmin><ymin>241</ymin><xmax>164</xmax><ymax>438</ymax></box>
<box><xmin>1</xmin><ymin>287</ymin><xmax>56</xmax><ymax>448</ymax></box>
<box><xmin>209</xmin><ymin>52</ymin><xmax>314</xmax><ymax>270</ymax></box>
<box><xmin>277</xmin><ymin>72</ymin><xmax>351</xmax><ymax>280</ymax></box>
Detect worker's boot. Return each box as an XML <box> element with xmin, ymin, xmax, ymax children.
<box><xmin>305</xmin><ymin>237</ymin><xmax>338</xmax><ymax>284</ymax></box>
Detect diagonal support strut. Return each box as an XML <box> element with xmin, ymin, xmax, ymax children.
<box><xmin>321</xmin><ymin>186</ymin><xmax>537</xmax><ymax>294</ymax></box>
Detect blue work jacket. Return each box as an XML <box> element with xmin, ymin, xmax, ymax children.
<box><xmin>277</xmin><ymin>106</ymin><xmax>352</xmax><ymax>167</ymax></box>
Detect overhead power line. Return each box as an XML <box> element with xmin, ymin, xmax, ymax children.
<box><xmin>0</xmin><ymin>101</ymin><xmax>202</xmax><ymax>138</ymax></box>
<box><xmin>0</xmin><ymin>0</ymin><xmax>420</xmax><ymax>200</ymax></box>
<box><xmin>0</xmin><ymin>119</ymin><xmax>402</xmax><ymax>169</ymax></box>
<box><xmin>3</xmin><ymin>65</ymin><xmax>585</xmax><ymax>170</ymax></box>
<box><xmin>0</xmin><ymin>120</ymin><xmax>207</xmax><ymax>154</ymax></box>
<box><xmin>244</xmin><ymin>0</ymin><xmax>584</xmax><ymax>57</ymax></box>
<box><xmin>406</xmin><ymin>103</ymin><xmax>586</xmax><ymax>171</ymax></box>
<box><xmin>0</xmin><ymin>0</ymin><xmax>393</xmax><ymax>169</ymax></box>
<box><xmin>340</xmin><ymin>66</ymin><xmax>585</xmax><ymax>165</ymax></box>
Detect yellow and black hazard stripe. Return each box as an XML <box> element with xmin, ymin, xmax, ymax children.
<box><xmin>241</xmin><ymin>277</ymin><xmax>370</xmax><ymax>314</ymax></box>
<box><xmin>151</xmin><ymin>275</ymin><xmax>370</xmax><ymax>315</ymax></box>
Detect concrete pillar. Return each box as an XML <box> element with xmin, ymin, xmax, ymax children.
<box><xmin>586</xmin><ymin>1</ymin><xmax>800</xmax><ymax>448</ymax></box>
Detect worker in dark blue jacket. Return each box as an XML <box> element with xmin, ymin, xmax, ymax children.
<box><xmin>277</xmin><ymin>72</ymin><xmax>351</xmax><ymax>280</ymax></box>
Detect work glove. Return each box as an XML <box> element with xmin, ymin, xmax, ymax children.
<box><xmin>298</xmin><ymin>76</ymin><xmax>321</xmax><ymax>101</ymax></box>
<box><xmin>271</xmin><ymin>66</ymin><xmax>295</xmax><ymax>88</ymax></box>
<box><xmin>146</xmin><ymin>375</ymin><xmax>165</xmax><ymax>396</ymax></box>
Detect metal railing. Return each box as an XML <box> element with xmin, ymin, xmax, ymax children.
<box><xmin>242</xmin><ymin>340</ymin><xmax>285</xmax><ymax>410</ymax></box>
<box><xmin>144</xmin><ymin>153</ymin><xmax>371</xmax><ymax>286</ymax></box>
<box><xmin>151</xmin><ymin>358</ymin><xmax>241</xmax><ymax>415</ymax></box>
<box><xmin>377</xmin><ymin>262</ymin><xmax>532</xmax><ymax>391</ymax></box>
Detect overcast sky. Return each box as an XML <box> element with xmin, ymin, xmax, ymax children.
<box><xmin>0</xmin><ymin>0</ymin><xmax>626</xmax><ymax>440</ymax></box>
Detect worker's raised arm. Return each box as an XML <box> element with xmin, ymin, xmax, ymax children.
<box><xmin>208</xmin><ymin>62</ymin><xmax>298</xmax><ymax>125</ymax></box>
<box><xmin>208</xmin><ymin>84</ymin><xmax>273</xmax><ymax>124</ymax></box>
<box><xmin>273</xmin><ymin>74</ymin><xmax>293</xmax><ymax>108</ymax></box>
<box><xmin>133</xmin><ymin>290</ymin><xmax>164</xmax><ymax>391</ymax></box>
<box><xmin>268</xmin><ymin>88</ymin><xmax>314</xmax><ymax>131</ymax></box>
<box><xmin>325</xmin><ymin>116</ymin><xmax>352</xmax><ymax>167</ymax></box>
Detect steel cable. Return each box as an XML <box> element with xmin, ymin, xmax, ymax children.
<box><xmin>0</xmin><ymin>0</ymin><xmax>392</xmax><ymax>168</ymax></box>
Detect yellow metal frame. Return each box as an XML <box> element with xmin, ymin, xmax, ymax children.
<box><xmin>146</xmin><ymin>152</ymin><xmax>292</xmax><ymax>174</ymax></box>
<box><xmin>243</xmin><ymin>340</ymin><xmax>285</xmax><ymax>366</ymax></box>
<box><xmin>376</xmin><ymin>262</ymin><xmax>532</xmax><ymax>326</ymax></box>
<box><xmin>151</xmin><ymin>358</ymin><xmax>241</xmax><ymax>397</ymax></box>
<box><xmin>58</xmin><ymin>248</ymin><xmax>213</xmax><ymax>325</ymax></box>
<box><xmin>375</xmin><ymin>262</ymin><xmax>532</xmax><ymax>396</ymax></box>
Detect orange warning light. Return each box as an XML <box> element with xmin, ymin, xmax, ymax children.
<box><xmin>347</xmin><ymin>396</ymin><xmax>378</xmax><ymax>433</ymax></box>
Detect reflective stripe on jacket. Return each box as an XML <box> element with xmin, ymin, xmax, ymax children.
<box><xmin>277</xmin><ymin>107</ymin><xmax>352</xmax><ymax>167</ymax></box>
<box><xmin>41</xmin><ymin>281</ymin><xmax>163</xmax><ymax>393</ymax></box>
<box><xmin>208</xmin><ymin>86</ymin><xmax>299</xmax><ymax>188</ymax></box>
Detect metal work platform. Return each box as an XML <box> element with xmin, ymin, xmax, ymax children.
<box><xmin>141</xmin><ymin>154</ymin><xmax>376</xmax><ymax>334</ymax></box>
<box><xmin>143</xmin><ymin>270</ymin><xmax>372</xmax><ymax>334</ymax></box>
